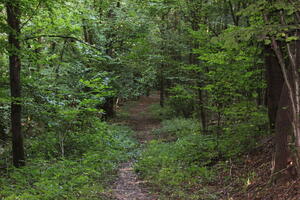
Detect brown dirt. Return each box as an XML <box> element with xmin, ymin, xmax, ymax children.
<box><xmin>112</xmin><ymin>94</ymin><xmax>160</xmax><ymax>200</ymax></box>
<box><xmin>215</xmin><ymin>140</ymin><xmax>300</xmax><ymax>200</ymax></box>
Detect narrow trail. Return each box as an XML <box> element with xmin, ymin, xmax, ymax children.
<box><xmin>112</xmin><ymin>94</ymin><xmax>161</xmax><ymax>200</ymax></box>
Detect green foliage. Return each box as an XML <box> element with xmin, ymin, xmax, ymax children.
<box><xmin>153</xmin><ymin>118</ymin><xmax>200</xmax><ymax>139</ymax></box>
<box><xmin>148</xmin><ymin>103</ymin><xmax>175</xmax><ymax>120</ymax></box>
<box><xmin>135</xmin><ymin>134</ymin><xmax>218</xmax><ymax>199</ymax></box>
<box><xmin>136</xmin><ymin>110</ymin><xmax>268</xmax><ymax>198</ymax></box>
<box><xmin>167</xmin><ymin>85</ymin><xmax>196</xmax><ymax>118</ymax></box>
<box><xmin>219</xmin><ymin>103</ymin><xmax>269</xmax><ymax>158</ymax></box>
<box><xmin>0</xmin><ymin>122</ymin><xmax>137</xmax><ymax>200</ymax></box>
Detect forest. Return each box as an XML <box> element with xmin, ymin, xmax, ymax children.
<box><xmin>0</xmin><ymin>0</ymin><xmax>300</xmax><ymax>199</ymax></box>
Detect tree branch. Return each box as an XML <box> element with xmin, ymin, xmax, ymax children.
<box><xmin>279</xmin><ymin>11</ymin><xmax>300</xmax><ymax>116</ymax></box>
<box><xmin>288</xmin><ymin>0</ymin><xmax>300</xmax><ymax>23</ymax></box>
<box><xmin>264</xmin><ymin>14</ymin><xmax>296</xmax><ymax>120</ymax></box>
<box><xmin>227</xmin><ymin>0</ymin><xmax>239</xmax><ymax>26</ymax></box>
<box><xmin>20</xmin><ymin>0</ymin><xmax>42</xmax><ymax>29</ymax></box>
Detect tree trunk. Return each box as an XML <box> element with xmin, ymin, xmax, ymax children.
<box><xmin>294</xmin><ymin>31</ymin><xmax>300</xmax><ymax>154</ymax></box>
<box><xmin>188</xmin><ymin>4</ymin><xmax>208</xmax><ymax>133</ymax></box>
<box><xmin>264</xmin><ymin>11</ymin><xmax>300</xmax><ymax>172</ymax></box>
<box><xmin>272</xmin><ymin>84</ymin><xmax>293</xmax><ymax>182</ymax></box>
<box><xmin>6</xmin><ymin>0</ymin><xmax>25</xmax><ymax>167</ymax></box>
<box><xmin>264</xmin><ymin>45</ymin><xmax>284</xmax><ymax>131</ymax></box>
<box><xmin>0</xmin><ymin>122</ymin><xmax>7</xmax><ymax>142</ymax></box>
<box><xmin>189</xmin><ymin>48</ymin><xmax>208</xmax><ymax>133</ymax></box>
<box><xmin>159</xmin><ymin>67</ymin><xmax>165</xmax><ymax>108</ymax></box>
<box><xmin>103</xmin><ymin>97</ymin><xmax>115</xmax><ymax>119</ymax></box>
<box><xmin>198</xmin><ymin>84</ymin><xmax>207</xmax><ymax>133</ymax></box>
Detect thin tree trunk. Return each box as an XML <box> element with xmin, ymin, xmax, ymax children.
<box><xmin>188</xmin><ymin>3</ymin><xmax>208</xmax><ymax>133</ymax></box>
<box><xmin>6</xmin><ymin>0</ymin><xmax>25</xmax><ymax>167</ymax></box>
<box><xmin>198</xmin><ymin>84</ymin><xmax>207</xmax><ymax>132</ymax></box>
<box><xmin>0</xmin><ymin>122</ymin><xmax>6</xmax><ymax>142</ymax></box>
<box><xmin>159</xmin><ymin>66</ymin><xmax>165</xmax><ymax>108</ymax></box>
<box><xmin>294</xmin><ymin>31</ymin><xmax>300</xmax><ymax>153</ymax></box>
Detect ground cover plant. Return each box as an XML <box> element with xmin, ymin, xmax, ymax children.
<box><xmin>0</xmin><ymin>122</ymin><xmax>137</xmax><ymax>200</ymax></box>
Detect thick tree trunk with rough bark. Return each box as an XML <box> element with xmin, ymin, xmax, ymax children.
<box><xmin>272</xmin><ymin>84</ymin><xmax>293</xmax><ymax>182</ymax></box>
<box><xmin>264</xmin><ymin>45</ymin><xmax>284</xmax><ymax>130</ymax></box>
<box><xmin>6</xmin><ymin>0</ymin><xmax>25</xmax><ymax>167</ymax></box>
<box><xmin>263</xmin><ymin>7</ymin><xmax>300</xmax><ymax>179</ymax></box>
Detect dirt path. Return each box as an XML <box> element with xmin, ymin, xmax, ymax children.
<box><xmin>112</xmin><ymin>94</ymin><xmax>160</xmax><ymax>200</ymax></box>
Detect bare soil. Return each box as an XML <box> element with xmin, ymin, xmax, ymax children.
<box><xmin>112</xmin><ymin>94</ymin><xmax>160</xmax><ymax>200</ymax></box>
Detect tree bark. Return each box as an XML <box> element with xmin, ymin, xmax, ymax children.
<box><xmin>6</xmin><ymin>0</ymin><xmax>25</xmax><ymax>167</ymax></box>
<box><xmin>264</xmin><ymin>45</ymin><xmax>284</xmax><ymax>131</ymax></box>
<box><xmin>272</xmin><ymin>84</ymin><xmax>293</xmax><ymax>182</ymax></box>
<box><xmin>264</xmin><ymin>10</ymin><xmax>300</xmax><ymax>179</ymax></box>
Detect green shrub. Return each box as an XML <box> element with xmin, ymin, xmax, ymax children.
<box><xmin>219</xmin><ymin>103</ymin><xmax>269</xmax><ymax>158</ymax></box>
<box><xmin>135</xmin><ymin>135</ymin><xmax>218</xmax><ymax>199</ymax></box>
<box><xmin>167</xmin><ymin>85</ymin><xmax>196</xmax><ymax>118</ymax></box>
<box><xmin>153</xmin><ymin>118</ymin><xmax>200</xmax><ymax>139</ymax></box>
<box><xmin>148</xmin><ymin>103</ymin><xmax>175</xmax><ymax>120</ymax></box>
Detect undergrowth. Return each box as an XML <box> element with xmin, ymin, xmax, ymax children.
<box><xmin>152</xmin><ymin>118</ymin><xmax>200</xmax><ymax>139</ymax></box>
<box><xmin>148</xmin><ymin>103</ymin><xmax>175</xmax><ymax>120</ymax></box>
<box><xmin>135</xmin><ymin>115</ymin><xmax>268</xmax><ymax>199</ymax></box>
<box><xmin>0</xmin><ymin>122</ymin><xmax>137</xmax><ymax>200</ymax></box>
<box><xmin>135</xmin><ymin>135</ymin><xmax>218</xmax><ymax>199</ymax></box>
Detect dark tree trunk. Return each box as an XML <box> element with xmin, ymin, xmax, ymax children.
<box><xmin>103</xmin><ymin>97</ymin><xmax>115</xmax><ymax>119</ymax></box>
<box><xmin>188</xmin><ymin>4</ymin><xmax>208</xmax><ymax>133</ymax></box>
<box><xmin>159</xmin><ymin>66</ymin><xmax>165</xmax><ymax>108</ymax></box>
<box><xmin>82</xmin><ymin>19</ymin><xmax>94</xmax><ymax>45</ymax></box>
<box><xmin>272</xmin><ymin>84</ymin><xmax>294</xmax><ymax>182</ymax></box>
<box><xmin>264</xmin><ymin>45</ymin><xmax>284</xmax><ymax>131</ymax></box>
<box><xmin>198</xmin><ymin>84</ymin><xmax>207</xmax><ymax>132</ymax></box>
<box><xmin>6</xmin><ymin>0</ymin><xmax>25</xmax><ymax>167</ymax></box>
<box><xmin>0</xmin><ymin>122</ymin><xmax>7</xmax><ymax>142</ymax></box>
<box><xmin>264</xmin><ymin>9</ymin><xmax>300</xmax><ymax>172</ymax></box>
<box><xmin>265</xmin><ymin>43</ymin><xmax>298</xmax><ymax>181</ymax></box>
<box><xmin>189</xmin><ymin>46</ymin><xmax>207</xmax><ymax>133</ymax></box>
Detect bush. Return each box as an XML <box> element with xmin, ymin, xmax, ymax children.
<box><xmin>148</xmin><ymin>103</ymin><xmax>175</xmax><ymax>120</ymax></box>
<box><xmin>219</xmin><ymin>103</ymin><xmax>269</xmax><ymax>158</ymax></box>
<box><xmin>167</xmin><ymin>85</ymin><xmax>196</xmax><ymax>118</ymax></box>
<box><xmin>153</xmin><ymin>118</ymin><xmax>200</xmax><ymax>139</ymax></box>
<box><xmin>135</xmin><ymin>135</ymin><xmax>218</xmax><ymax>199</ymax></box>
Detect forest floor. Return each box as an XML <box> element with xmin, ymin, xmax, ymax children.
<box><xmin>109</xmin><ymin>93</ymin><xmax>300</xmax><ymax>200</ymax></box>
<box><xmin>112</xmin><ymin>93</ymin><xmax>161</xmax><ymax>200</ymax></box>
<box><xmin>222</xmin><ymin>142</ymin><xmax>300</xmax><ymax>200</ymax></box>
